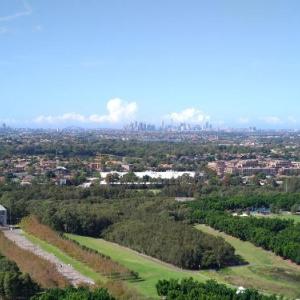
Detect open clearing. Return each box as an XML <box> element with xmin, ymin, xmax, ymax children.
<box><xmin>67</xmin><ymin>234</ymin><xmax>212</xmax><ymax>299</ymax></box>
<box><xmin>196</xmin><ymin>224</ymin><xmax>300</xmax><ymax>299</ymax></box>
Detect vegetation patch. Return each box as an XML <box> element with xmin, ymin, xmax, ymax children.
<box><xmin>0</xmin><ymin>231</ymin><xmax>69</xmax><ymax>288</ymax></box>
<box><xmin>196</xmin><ymin>224</ymin><xmax>300</xmax><ymax>298</ymax></box>
<box><xmin>67</xmin><ymin>234</ymin><xmax>221</xmax><ymax>299</ymax></box>
<box><xmin>191</xmin><ymin>208</ymin><xmax>300</xmax><ymax>264</ymax></box>
<box><xmin>22</xmin><ymin>232</ymin><xmax>104</xmax><ymax>283</ymax></box>
<box><xmin>156</xmin><ymin>278</ymin><xmax>278</xmax><ymax>300</ymax></box>
<box><xmin>21</xmin><ymin>216</ymin><xmax>138</xmax><ymax>280</ymax></box>
<box><xmin>269</xmin><ymin>213</ymin><xmax>300</xmax><ymax>224</ymax></box>
<box><xmin>0</xmin><ymin>253</ymin><xmax>40</xmax><ymax>299</ymax></box>
<box><xmin>21</xmin><ymin>216</ymin><xmax>144</xmax><ymax>299</ymax></box>
<box><xmin>31</xmin><ymin>287</ymin><xmax>116</xmax><ymax>300</ymax></box>
<box><xmin>103</xmin><ymin>216</ymin><xmax>243</xmax><ymax>270</ymax></box>
<box><xmin>249</xmin><ymin>266</ymin><xmax>300</xmax><ymax>283</ymax></box>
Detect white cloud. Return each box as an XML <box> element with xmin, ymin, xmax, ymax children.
<box><xmin>0</xmin><ymin>0</ymin><xmax>32</xmax><ymax>22</ymax></box>
<box><xmin>34</xmin><ymin>112</ymin><xmax>86</xmax><ymax>124</ymax></box>
<box><xmin>261</xmin><ymin>116</ymin><xmax>282</xmax><ymax>125</ymax></box>
<box><xmin>34</xmin><ymin>98</ymin><xmax>137</xmax><ymax>124</ymax></box>
<box><xmin>167</xmin><ymin>107</ymin><xmax>210</xmax><ymax>123</ymax></box>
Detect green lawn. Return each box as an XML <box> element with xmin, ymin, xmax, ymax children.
<box><xmin>22</xmin><ymin>232</ymin><xmax>104</xmax><ymax>283</ymax></box>
<box><xmin>195</xmin><ymin>224</ymin><xmax>300</xmax><ymax>299</ymax></box>
<box><xmin>272</xmin><ymin>213</ymin><xmax>300</xmax><ymax>223</ymax></box>
<box><xmin>66</xmin><ymin>234</ymin><xmax>211</xmax><ymax>299</ymax></box>
<box><xmin>253</xmin><ymin>212</ymin><xmax>300</xmax><ymax>224</ymax></box>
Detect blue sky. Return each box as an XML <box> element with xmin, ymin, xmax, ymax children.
<box><xmin>0</xmin><ymin>0</ymin><xmax>300</xmax><ymax>128</ymax></box>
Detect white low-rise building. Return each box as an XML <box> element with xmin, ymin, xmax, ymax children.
<box><xmin>100</xmin><ymin>170</ymin><xmax>196</xmax><ymax>180</ymax></box>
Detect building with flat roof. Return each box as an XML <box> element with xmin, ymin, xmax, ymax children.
<box><xmin>100</xmin><ymin>170</ymin><xmax>196</xmax><ymax>180</ymax></box>
<box><xmin>0</xmin><ymin>205</ymin><xmax>7</xmax><ymax>226</ymax></box>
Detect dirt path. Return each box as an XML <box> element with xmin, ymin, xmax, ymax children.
<box><xmin>3</xmin><ymin>229</ymin><xmax>95</xmax><ymax>286</ymax></box>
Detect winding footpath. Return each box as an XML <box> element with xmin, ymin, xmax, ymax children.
<box><xmin>3</xmin><ymin>229</ymin><xmax>94</xmax><ymax>287</ymax></box>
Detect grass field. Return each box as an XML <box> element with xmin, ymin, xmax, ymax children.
<box><xmin>252</xmin><ymin>212</ymin><xmax>300</xmax><ymax>224</ymax></box>
<box><xmin>195</xmin><ymin>224</ymin><xmax>300</xmax><ymax>299</ymax></box>
<box><xmin>24</xmin><ymin>229</ymin><xmax>300</xmax><ymax>299</ymax></box>
<box><xmin>22</xmin><ymin>232</ymin><xmax>104</xmax><ymax>283</ymax></box>
<box><xmin>271</xmin><ymin>213</ymin><xmax>300</xmax><ymax>223</ymax></box>
<box><xmin>67</xmin><ymin>234</ymin><xmax>212</xmax><ymax>299</ymax></box>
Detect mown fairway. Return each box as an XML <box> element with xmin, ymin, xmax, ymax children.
<box><xmin>196</xmin><ymin>224</ymin><xmax>300</xmax><ymax>299</ymax></box>
<box><xmin>67</xmin><ymin>234</ymin><xmax>212</xmax><ymax>299</ymax></box>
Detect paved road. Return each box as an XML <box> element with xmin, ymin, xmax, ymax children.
<box><xmin>3</xmin><ymin>229</ymin><xmax>95</xmax><ymax>286</ymax></box>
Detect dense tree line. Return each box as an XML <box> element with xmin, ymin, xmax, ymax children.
<box><xmin>37</xmin><ymin>204</ymin><xmax>115</xmax><ymax>237</ymax></box>
<box><xmin>0</xmin><ymin>231</ymin><xmax>69</xmax><ymax>288</ymax></box>
<box><xmin>2</xmin><ymin>183</ymin><xmax>296</xmax><ymax>227</ymax></box>
<box><xmin>0</xmin><ymin>183</ymin><xmax>157</xmax><ymax>225</ymax></box>
<box><xmin>2</xmin><ymin>182</ymin><xmax>300</xmax><ymax>264</ymax></box>
<box><xmin>22</xmin><ymin>216</ymin><xmax>138</xmax><ymax>281</ymax></box>
<box><xmin>0</xmin><ymin>254</ymin><xmax>115</xmax><ymax>300</ymax></box>
<box><xmin>2</xmin><ymin>182</ymin><xmax>299</xmax><ymax>267</ymax></box>
<box><xmin>190</xmin><ymin>210</ymin><xmax>300</xmax><ymax>264</ymax></box>
<box><xmin>104</xmin><ymin>217</ymin><xmax>242</xmax><ymax>270</ymax></box>
<box><xmin>156</xmin><ymin>278</ymin><xmax>278</xmax><ymax>300</ymax></box>
<box><xmin>0</xmin><ymin>134</ymin><xmax>251</xmax><ymax>160</ymax></box>
<box><xmin>0</xmin><ymin>254</ymin><xmax>40</xmax><ymax>299</ymax></box>
<box><xmin>25</xmin><ymin>196</ymin><xmax>242</xmax><ymax>270</ymax></box>
<box><xmin>2</xmin><ymin>185</ymin><xmax>242</xmax><ymax>271</ymax></box>
<box><xmin>31</xmin><ymin>287</ymin><xmax>115</xmax><ymax>300</ymax></box>
<box><xmin>190</xmin><ymin>192</ymin><xmax>300</xmax><ymax>211</ymax></box>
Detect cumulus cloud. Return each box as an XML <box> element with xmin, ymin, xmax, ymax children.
<box><xmin>34</xmin><ymin>112</ymin><xmax>86</xmax><ymax>124</ymax></box>
<box><xmin>261</xmin><ymin>116</ymin><xmax>282</xmax><ymax>125</ymax></box>
<box><xmin>167</xmin><ymin>107</ymin><xmax>210</xmax><ymax>123</ymax></box>
<box><xmin>34</xmin><ymin>98</ymin><xmax>137</xmax><ymax>124</ymax></box>
<box><xmin>87</xmin><ymin>98</ymin><xmax>137</xmax><ymax>123</ymax></box>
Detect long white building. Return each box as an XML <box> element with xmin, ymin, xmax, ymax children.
<box><xmin>100</xmin><ymin>170</ymin><xmax>196</xmax><ymax>180</ymax></box>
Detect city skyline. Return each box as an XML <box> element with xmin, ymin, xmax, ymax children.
<box><xmin>1</xmin><ymin>0</ymin><xmax>300</xmax><ymax>129</ymax></box>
